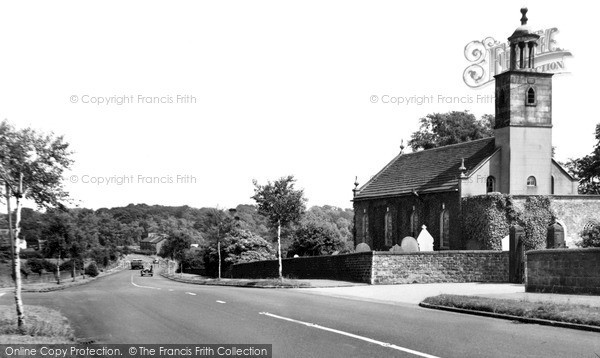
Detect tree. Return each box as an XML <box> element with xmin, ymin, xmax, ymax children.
<box><xmin>251</xmin><ymin>175</ymin><xmax>306</xmax><ymax>279</ymax></box>
<box><xmin>202</xmin><ymin>229</ymin><xmax>276</xmax><ymax>276</ymax></box>
<box><xmin>288</xmin><ymin>222</ymin><xmax>346</xmax><ymax>257</ymax></box>
<box><xmin>578</xmin><ymin>223</ymin><xmax>600</xmax><ymax>248</ymax></box>
<box><xmin>408</xmin><ymin>111</ymin><xmax>494</xmax><ymax>151</ymax></box>
<box><xmin>0</xmin><ymin>120</ymin><xmax>73</xmax><ymax>331</ymax></box>
<box><xmin>564</xmin><ymin>124</ymin><xmax>600</xmax><ymax>194</ymax></box>
<box><xmin>41</xmin><ymin>209</ymin><xmax>76</xmax><ymax>284</ymax></box>
<box><xmin>159</xmin><ymin>230</ymin><xmax>193</xmax><ymax>272</ymax></box>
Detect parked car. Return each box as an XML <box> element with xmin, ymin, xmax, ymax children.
<box><xmin>130</xmin><ymin>259</ymin><xmax>144</xmax><ymax>270</ymax></box>
<box><xmin>153</xmin><ymin>258</ymin><xmax>159</xmax><ymax>264</ymax></box>
<box><xmin>141</xmin><ymin>265</ymin><xmax>153</xmax><ymax>277</ymax></box>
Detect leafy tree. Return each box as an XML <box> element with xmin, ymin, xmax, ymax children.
<box><xmin>408</xmin><ymin>111</ymin><xmax>493</xmax><ymax>151</ymax></box>
<box><xmin>564</xmin><ymin>124</ymin><xmax>600</xmax><ymax>194</ymax></box>
<box><xmin>288</xmin><ymin>222</ymin><xmax>346</xmax><ymax>257</ymax></box>
<box><xmin>252</xmin><ymin>175</ymin><xmax>306</xmax><ymax>279</ymax></box>
<box><xmin>41</xmin><ymin>209</ymin><xmax>76</xmax><ymax>283</ymax></box>
<box><xmin>203</xmin><ymin>229</ymin><xmax>275</xmax><ymax>277</ymax></box>
<box><xmin>0</xmin><ymin>120</ymin><xmax>72</xmax><ymax>331</ymax></box>
<box><xmin>159</xmin><ymin>230</ymin><xmax>193</xmax><ymax>271</ymax></box>
<box><xmin>578</xmin><ymin>223</ymin><xmax>600</xmax><ymax>248</ymax></box>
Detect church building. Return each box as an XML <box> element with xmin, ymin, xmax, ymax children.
<box><xmin>353</xmin><ymin>9</ymin><xmax>581</xmax><ymax>251</ymax></box>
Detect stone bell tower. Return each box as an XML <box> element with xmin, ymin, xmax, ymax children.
<box><xmin>494</xmin><ymin>8</ymin><xmax>553</xmax><ymax>195</ymax></box>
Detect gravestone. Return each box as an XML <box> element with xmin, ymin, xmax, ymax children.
<box><xmin>509</xmin><ymin>224</ymin><xmax>525</xmax><ymax>283</ymax></box>
<box><xmin>501</xmin><ymin>235</ymin><xmax>510</xmax><ymax>251</ymax></box>
<box><xmin>389</xmin><ymin>244</ymin><xmax>403</xmax><ymax>253</ymax></box>
<box><xmin>355</xmin><ymin>243</ymin><xmax>371</xmax><ymax>252</ymax></box>
<box><xmin>547</xmin><ymin>222</ymin><xmax>565</xmax><ymax>248</ymax></box>
<box><xmin>400</xmin><ymin>236</ymin><xmax>419</xmax><ymax>252</ymax></box>
<box><xmin>417</xmin><ymin>225</ymin><xmax>434</xmax><ymax>252</ymax></box>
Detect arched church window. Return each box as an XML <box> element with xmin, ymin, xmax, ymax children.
<box><xmin>362</xmin><ymin>210</ymin><xmax>369</xmax><ymax>243</ymax></box>
<box><xmin>527</xmin><ymin>176</ymin><xmax>537</xmax><ymax>187</ymax></box>
<box><xmin>410</xmin><ymin>208</ymin><xmax>419</xmax><ymax>238</ymax></box>
<box><xmin>551</xmin><ymin>175</ymin><xmax>555</xmax><ymax>194</ymax></box>
<box><xmin>384</xmin><ymin>207</ymin><xmax>393</xmax><ymax>247</ymax></box>
<box><xmin>486</xmin><ymin>176</ymin><xmax>496</xmax><ymax>193</ymax></box>
<box><xmin>527</xmin><ymin>87</ymin><xmax>536</xmax><ymax>105</ymax></box>
<box><xmin>440</xmin><ymin>208</ymin><xmax>450</xmax><ymax>248</ymax></box>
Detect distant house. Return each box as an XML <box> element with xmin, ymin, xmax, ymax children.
<box><xmin>140</xmin><ymin>233</ymin><xmax>168</xmax><ymax>254</ymax></box>
<box><xmin>0</xmin><ymin>229</ymin><xmax>26</xmax><ymax>250</ymax></box>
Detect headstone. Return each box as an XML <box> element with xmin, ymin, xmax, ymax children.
<box><xmin>400</xmin><ymin>236</ymin><xmax>419</xmax><ymax>252</ymax></box>
<box><xmin>547</xmin><ymin>222</ymin><xmax>566</xmax><ymax>248</ymax></box>
<box><xmin>501</xmin><ymin>235</ymin><xmax>510</xmax><ymax>251</ymax></box>
<box><xmin>355</xmin><ymin>243</ymin><xmax>371</xmax><ymax>252</ymax></box>
<box><xmin>509</xmin><ymin>224</ymin><xmax>525</xmax><ymax>283</ymax></box>
<box><xmin>417</xmin><ymin>225</ymin><xmax>434</xmax><ymax>252</ymax></box>
<box><xmin>389</xmin><ymin>244</ymin><xmax>403</xmax><ymax>253</ymax></box>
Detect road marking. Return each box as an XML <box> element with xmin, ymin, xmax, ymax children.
<box><xmin>186</xmin><ymin>292</ymin><xmax>197</xmax><ymax>296</ymax></box>
<box><xmin>216</xmin><ymin>300</ymin><xmax>226</xmax><ymax>304</ymax></box>
<box><xmin>130</xmin><ymin>275</ymin><xmax>162</xmax><ymax>290</ymax></box>
<box><xmin>0</xmin><ymin>293</ymin><xmax>5</xmax><ymax>297</ymax></box>
<box><xmin>258</xmin><ymin>312</ymin><xmax>441</xmax><ymax>358</ymax></box>
<box><xmin>168</xmin><ymin>289</ymin><xmax>174</xmax><ymax>292</ymax></box>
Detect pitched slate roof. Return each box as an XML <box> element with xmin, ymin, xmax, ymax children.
<box><xmin>141</xmin><ymin>233</ymin><xmax>167</xmax><ymax>244</ymax></box>
<box><xmin>354</xmin><ymin>137</ymin><xmax>496</xmax><ymax>200</ymax></box>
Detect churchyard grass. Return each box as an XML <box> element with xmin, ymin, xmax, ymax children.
<box><xmin>422</xmin><ymin>294</ymin><xmax>600</xmax><ymax>327</ymax></box>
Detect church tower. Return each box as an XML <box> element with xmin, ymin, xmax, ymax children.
<box><xmin>494</xmin><ymin>8</ymin><xmax>553</xmax><ymax>195</ymax></box>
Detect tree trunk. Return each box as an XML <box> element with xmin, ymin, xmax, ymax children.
<box><xmin>7</xmin><ymin>178</ymin><xmax>25</xmax><ymax>331</ymax></box>
<box><xmin>217</xmin><ymin>240</ymin><xmax>221</xmax><ymax>280</ymax></box>
<box><xmin>57</xmin><ymin>253</ymin><xmax>61</xmax><ymax>285</ymax></box>
<box><xmin>277</xmin><ymin>220</ymin><xmax>282</xmax><ymax>280</ymax></box>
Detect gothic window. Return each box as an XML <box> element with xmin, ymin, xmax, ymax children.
<box><xmin>526</xmin><ymin>87</ymin><xmax>536</xmax><ymax>106</ymax></box>
<box><xmin>486</xmin><ymin>176</ymin><xmax>496</xmax><ymax>193</ymax></box>
<box><xmin>527</xmin><ymin>176</ymin><xmax>537</xmax><ymax>187</ymax></box>
<box><xmin>440</xmin><ymin>209</ymin><xmax>450</xmax><ymax>248</ymax></box>
<box><xmin>384</xmin><ymin>207</ymin><xmax>393</xmax><ymax>247</ymax></box>
<box><xmin>410</xmin><ymin>209</ymin><xmax>419</xmax><ymax>238</ymax></box>
<box><xmin>362</xmin><ymin>211</ymin><xmax>369</xmax><ymax>243</ymax></box>
<box><xmin>551</xmin><ymin>175</ymin><xmax>555</xmax><ymax>194</ymax></box>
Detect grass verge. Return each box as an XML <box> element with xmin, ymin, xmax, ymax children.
<box><xmin>162</xmin><ymin>273</ymin><xmax>312</xmax><ymax>288</ymax></box>
<box><xmin>422</xmin><ymin>294</ymin><xmax>600</xmax><ymax>327</ymax></box>
<box><xmin>0</xmin><ymin>305</ymin><xmax>75</xmax><ymax>343</ymax></box>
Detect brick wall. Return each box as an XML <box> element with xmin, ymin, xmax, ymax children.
<box><xmin>372</xmin><ymin>251</ymin><xmax>509</xmax><ymax>284</ymax></box>
<box><xmin>231</xmin><ymin>250</ymin><xmax>509</xmax><ymax>284</ymax></box>
<box><xmin>526</xmin><ymin>248</ymin><xmax>600</xmax><ymax>295</ymax></box>
<box><xmin>231</xmin><ymin>252</ymin><xmax>374</xmax><ymax>283</ymax></box>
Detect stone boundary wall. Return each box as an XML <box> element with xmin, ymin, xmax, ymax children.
<box><xmin>231</xmin><ymin>252</ymin><xmax>374</xmax><ymax>283</ymax></box>
<box><xmin>372</xmin><ymin>251</ymin><xmax>509</xmax><ymax>284</ymax></box>
<box><xmin>526</xmin><ymin>248</ymin><xmax>600</xmax><ymax>295</ymax></box>
<box><xmin>231</xmin><ymin>250</ymin><xmax>509</xmax><ymax>284</ymax></box>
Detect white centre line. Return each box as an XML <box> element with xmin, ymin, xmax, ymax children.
<box><xmin>216</xmin><ymin>300</ymin><xmax>226</xmax><ymax>304</ymax></box>
<box><xmin>0</xmin><ymin>293</ymin><xmax>5</xmax><ymax>297</ymax></box>
<box><xmin>259</xmin><ymin>312</ymin><xmax>441</xmax><ymax>358</ymax></box>
<box><xmin>130</xmin><ymin>275</ymin><xmax>161</xmax><ymax>290</ymax></box>
<box><xmin>168</xmin><ymin>289</ymin><xmax>174</xmax><ymax>292</ymax></box>
<box><xmin>186</xmin><ymin>292</ymin><xmax>197</xmax><ymax>296</ymax></box>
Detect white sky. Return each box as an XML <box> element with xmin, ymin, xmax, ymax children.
<box><xmin>0</xmin><ymin>1</ymin><xmax>596</xmax><ymax>210</ymax></box>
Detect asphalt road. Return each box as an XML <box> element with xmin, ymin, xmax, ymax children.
<box><xmin>1</xmin><ymin>270</ymin><xmax>599</xmax><ymax>358</ymax></box>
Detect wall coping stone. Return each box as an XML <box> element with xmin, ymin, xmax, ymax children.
<box><xmin>512</xmin><ymin>195</ymin><xmax>600</xmax><ymax>200</ymax></box>
<box><xmin>526</xmin><ymin>247</ymin><xmax>600</xmax><ymax>255</ymax></box>
<box><xmin>373</xmin><ymin>250</ymin><xmax>505</xmax><ymax>256</ymax></box>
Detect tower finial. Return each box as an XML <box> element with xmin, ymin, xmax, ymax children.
<box><xmin>520</xmin><ymin>7</ymin><xmax>528</xmax><ymax>25</ymax></box>
<box><xmin>399</xmin><ymin>139</ymin><xmax>405</xmax><ymax>154</ymax></box>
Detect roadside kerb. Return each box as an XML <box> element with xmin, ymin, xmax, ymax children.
<box><xmin>419</xmin><ymin>302</ymin><xmax>600</xmax><ymax>333</ymax></box>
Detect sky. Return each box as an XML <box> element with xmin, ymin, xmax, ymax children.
<box><xmin>0</xmin><ymin>1</ymin><xmax>596</xmax><ymax>211</ymax></box>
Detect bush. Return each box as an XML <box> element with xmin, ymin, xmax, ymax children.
<box><xmin>287</xmin><ymin>222</ymin><xmax>346</xmax><ymax>257</ymax></box>
<box><xmin>19</xmin><ymin>250</ymin><xmax>43</xmax><ymax>259</ymax></box>
<box><xmin>578</xmin><ymin>223</ymin><xmax>600</xmax><ymax>247</ymax></box>
<box><xmin>59</xmin><ymin>259</ymin><xmax>84</xmax><ymax>272</ymax></box>
<box><xmin>26</xmin><ymin>258</ymin><xmax>57</xmax><ymax>274</ymax></box>
<box><xmin>84</xmin><ymin>262</ymin><xmax>100</xmax><ymax>277</ymax></box>
<box><xmin>203</xmin><ymin>229</ymin><xmax>276</xmax><ymax>277</ymax></box>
